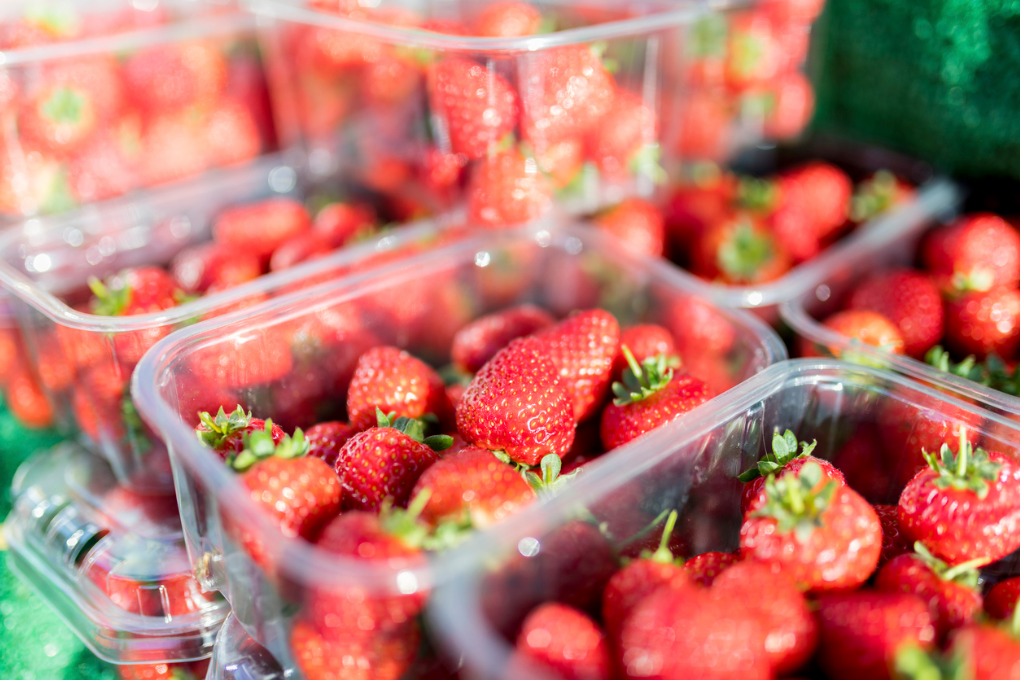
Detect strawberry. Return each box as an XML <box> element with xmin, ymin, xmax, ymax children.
<box><xmin>170</xmin><ymin>242</ymin><xmax>261</xmax><ymax>294</ymax></box>
<box><xmin>984</xmin><ymin>577</ymin><xmax>1020</xmax><ymax>620</ymax></box>
<box><xmin>473</xmin><ymin>1</ymin><xmax>542</xmax><ymax>37</ymax></box>
<box><xmin>740</xmin><ymin>461</ymin><xmax>881</xmax><ymax>591</ymax></box>
<box><xmin>800</xmin><ymin>308</ymin><xmax>907</xmax><ymax>359</ymax></box>
<box><xmin>848</xmin><ymin>169</ymin><xmax>917</xmax><ymax>223</ymax></box>
<box><xmin>212</xmin><ymin>198</ymin><xmax>312</xmax><ymax>263</ymax></box>
<box><xmin>611</xmin><ymin>324</ymin><xmax>678</xmax><ymax>381</ymax></box>
<box><xmin>358</xmin><ymin>54</ymin><xmax>422</xmax><ymax>108</ymax></box>
<box><xmin>313</xmin><ymin>202</ymin><xmax>376</xmax><ymax>244</ymax></box>
<box><xmin>712</xmin><ymin>560</ymin><xmax>817</xmax><ymax>676</ymax></box>
<box><xmin>814</xmin><ymin>592</ymin><xmax>935</xmax><ymax>679</ymax></box>
<box><xmin>724</xmin><ymin>11</ymin><xmax>780</xmax><ymax>91</ymax></box>
<box><xmin>943</xmin><ymin>623</ymin><xmax>1020</xmax><ymax>679</ymax></box>
<box><xmin>451</xmin><ymin>304</ymin><xmax>554</xmax><ymax>374</ymax></box>
<box><xmin>137</xmin><ymin>110</ymin><xmax>208</xmax><ymax>186</ymax></box>
<box><xmin>467</xmin><ymin>147</ymin><xmax>553</xmax><ymax>227</ymax></box>
<box><xmin>922</xmin><ymin>213</ymin><xmax>1021</xmax><ymax>293</ymax></box>
<box><xmin>584</xmin><ymin>90</ymin><xmax>659</xmax><ymax>185</ymax></box>
<box><xmin>658</xmin><ymin>291</ymin><xmax>738</xmax><ymax>359</ymax></box>
<box><xmin>6</xmin><ymin>362</ymin><xmax>54</xmax><ymax>429</ymax></box>
<box><xmin>67</xmin><ymin>123</ymin><xmax>140</xmax><ymax>204</ymax></box>
<box><xmin>694</xmin><ymin>211</ymin><xmax>792</xmax><ymax>284</ymax></box>
<box><xmin>231</xmin><ymin>428</ymin><xmax>343</xmax><ymax>544</ymax></box>
<box><xmin>514</xmin><ymin>603</ymin><xmax>611</xmax><ymax>679</ymax></box>
<box><xmin>673</xmin><ymin>90</ymin><xmax>732</xmax><ymax>161</ymax></box>
<box><xmin>591</xmin><ymin>198</ymin><xmax>665</xmax><ymax>259</ymax></box>
<box><xmin>532</xmin><ymin>308</ymin><xmax>620</xmax><ymax>422</ymax></box>
<box><xmin>897</xmin><ymin>429</ymin><xmax>1020</xmax><ymax>564</ymax></box>
<box><xmin>116</xmin><ymin>662</ymin><xmax>204</xmax><ymax>680</ymax></box>
<box><xmin>456</xmin><ymin>337</ymin><xmax>575</xmax><ymax>466</ymax></box>
<box><xmin>682</xmin><ymin>550</ymin><xmax>740</xmax><ymax>587</ymax></box>
<box><xmin>186</xmin><ymin>324</ymin><xmax>293</xmax><ymax>390</ymax></box>
<box><xmin>201</xmin><ymin>97</ymin><xmax>263</xmax><ymax>169</ymax></box>
<box><xmin>410</xmin><ymin>446</ymin><xmax>535</xmax><ymax>530</ymax></box>
<box><xmin>737</xmin><ymin>429</ymin><xmax>846</xmax><ymax>513</ymax></box>
<box><xmin>762</xmin><ymin>70</ymin><xmax>814</xmax><ymax>140</ymax></box>
<box><xmin>829</xmin><ymin>426</ymin><xmax>895</xmax><ymax>504</ymax></box>
<box><xmin>600</xmin><ymin>350</ymin><xmax>710</xmax><ymax>451</ymax></box>
<box><xmin>427</xmin><ymin>58</ymin><xmax>519</xmax><ymax>160</ymax></box>
<box><xmin>291</xmin><ymin>617</ymin><xmax>420</xmax><ymax>681</ymax></box>
<box><xmin>774</xmin><ymin>161</ymin><xmax>853</xmax><ymax>241</ymax></box>
<box><xmin>305</xmin><ymin>420</ymin><xmax>359</xmax><ymax>469</ymax></box>
<box><xmin>346</xmin><ymin>345</ymin><xmax>453</xmax><ymax>431</ymax></box>
<box><xmin>196</xmin><ymin>406</ymin><xmax>285</xmax><ymax>460</ymax></box>
<box><xmin>123</xmin><ymin>41</ymin><xmax>228</xmax><ymax>113</ymax></box>
<box><xmin>876</xmin><ymin>503</ymin><xmax>913</xmax><ymax>565</ymax></box>
<box><xmin>617</xmin><ymin>579</ymin><xmax>773</xmax><ymax>679</ymax></box>
<box><xmin>849</xmin><ymin>269</ymin><xmax>945</xmax><ymax>358</ymax></box>
<box><xmin>944</xmin><ymin>286</ymin><xmax>1020</xmax><ymax>360</ymax></box>
<box><xmin>760</xmin><ymin>0</ymin><xmax>825</xmax><ymax>23</ymax></box>
<box><xmin>71</xmin><ymin>364</ymin><xmax>127</xmax><ymax>443</ymax></box>
<box><xmin>88</xmin><ymin>544</ymin><xmax>213</xmax><ymax>619</ymax></box>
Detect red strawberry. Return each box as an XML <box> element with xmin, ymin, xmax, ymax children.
<box><xmin>712</xmin><ymin>560</ymin><xmax>817</xmax><ymax>676</ymax></box>
<box><xmin>137</xmin><ymin>110</ymin><xmax>208</xmax><ymax>186</ymax></box>
<box><xmin>944</xmin><ymin>286</ymin><xmax>1020</xmax><ymax>360</ymax></box>
<box><xmin>186</xmin><ymin>324</ymin><xmax>293</xmax><ymax>390</ymax></box>
<box><xmin>830</xmin><ymin>426</ymin><xmax>896</xmax><ymax>504</ymax></box>
<box><xmin>945</xmin><ymin>623</ymin><xmax>1021</xmax><ymax>679</ymax></box>
<box><xmin>848</xmin><ymin>169</ymin><xmax>917</xmax><ymax>223</ymax></box>
<box><xmin>532</xmin><ymin>308</ymin><xmax>620</xmax><ymax>422</ymax></box>
<box><xmin>876</xmin><ymin>503</ymin><xmax>913</xmax><ymax>565</ymax></box>
<box><xmin>897</xmin><ymin>430</ymin><xmax>1020</xmax><ymax>564</ymax></box>
<box><xmin>694</xmin><ymin>211</ymin><xmax>792</xmax><ymax>284</ymax></box>
<box><xmin>170</xmin><ymin>242</ymin><xmax>261</xmax><ymax>294</ymax></box>
<box><xmin>451</xmin><ymin>304</ymin><xmax>554</xmax><ymax>374</ymax></box>
<box><xmin>815</xmin><ymin>592</ymin><xmax>936</xmax><ymax>679</ymax></box>
<box><xmin>467</xmin><ymin>147</ymin><xmax>553</xmax><ymax>227</ymax></box>
<box><xmin>313</xmin><ymin>202</ymin><xmax>376</xmax><ymax>244</ymax></box>
<box><xmin>738</xmin><ymin>429</ymin><xmax>846</xmax><ymax>513</ymax></box>
<box><xmin>659</xmin><ymin>291</ymin><xmax>738</xmax><ymax>359</ymax></box>
<box><xmin>740</xmin><ymin>461</ymin><xmax>881</xmax><ymax>591</ymax></box>
<box><xmin>673</xmin><ymin>90</ymin><xmax>732</xmax><ymax>161</ymax></box>
<box><xmin>584</xmin><ymin>90</ymin><xmax>658</xmax><ymax>184</ymax></box>
<box><xmin>117</xmin><ymin>662</ymin><xmax>205</xmax><ymax>680</ymax></box>
<box><xmin>984</xmin><ymin>577</ymin><xmax>1020</xmax><ymax>620</ymax></box>
<box><xmin>305</xmin><ymin>420</ymin><xmax>359</xmax><ymax>469</ymax></box>
<box><xmin>611</xmin><ymin>324</ymin><xmax>678</xmax><ymax>381</ymax></box>
<box><xmin>922</xmin><ymin>213</ymin><xmax>1021</xmax><ymax>293</ymax></box>
<box><xmin>67</xmin><ymin>122</ymin><xmax>140</xmax><ymax>204</ymax></box>
<box><xmin>7</xmin><ymin>362</ymin><xmax>55</xmax><ymax>429</ymax></box>
<box><xmin>71</xmin><ymin>364</ymin><xmax>127</xmax><ymax>443</ymax></box>
<box><xmin>514</xmin><ymin>603</ymin><xmax>611</xmax><ymax>679</ymax></box>
<box><xmin>456</xmin><ymin>337</ymin><xmax>575</xmax><ymax>466</ymax></box>
<box><xmin>346</xmin><ymin>345</ymin><xmax>453</xmax><ymax>431</ymax></box>
<box><xmin>291</xmin><ymin>617</ymin><xmax>420</xmax><ymax>681</ymax></box>
<box><xmin>683</xmin><ymin>550</ymin><xmax>741</xmax><ymax>587</ymax></box>
<box><xmin>875</xmin><ymin>545</ymin><xmax>984</xmax><ymax>639</ymax></box>
<box><xmin>617</xmin><ymin>580</ymin><xmax>773</xmax><ymax>679</ymax></box>
<box><xmin>196</xmin><ymin>406</ymin><xmax>286</xmax><ymax>460</ymax></box>
<box><xmin>799</xmin><ymin>309</ymin><xmax>906</xmax><ymax>359</ymax></box>
<box><xmin>202</xmin><ymin>97</ymin><xmax>263</xmax><ymax>169</ymax></box>
<box><xmin>212</xmin><ymin>198</ymin><xmax>312</xmax><ymax>263</ymax></box>
<box><xmin>849</xmin><ymin>269</ymin><xmax>945</xmax><ymax>358</ymax></box>
<box><xmin>600</xmin><ymin>351</ymin><xmax>710</xmax><ymax>451</ymax></box>
<box><xmin>358</xmin><ymin>54</ymin><xmax>422</xmax><ymax>108</ymax></box>
<box><xmin>334</xmin><ymin>412</ymin><xmax>451</xmax><ymax>511</ymax></box>
<box><xmin>89</xmin><ymin>266</ymin><xmax>179</xmax><ymax>316</ymax></box>
<box><xmin>124</xmin><ymin>40</ymin><xmax>228</xmax><ymax>112</ymax></box>
<box><xmin>410</xmin><ymin>446</ymin><xmax>536</xmax><ymax>529</ymax></box>
<box><xmin>473</xmin><ymin>1</ymin><xmax>542</xmax><ymax>37</ymax></box>
<box><xmin>774</xmin><ymin>161</ymin><xmax>853</xmax><ymax>241</ymax></box>
<box><xmin>763</xmin><ymin>70</ymin><xmax>814</xmax><ymax>140</ymax></box>
<box><xmin>232</xmin><ymin>428</ymin><xmax>343</xmax><ymax>544</ymax></box>
<box><xmin>761</xmin><ymin>0</ymin><xmax>825</xmax><ymax>23</ymax></box>
<box><xmin>427</xmin><ymin>58</ymin><xmax>518</xmax><ymax>160</ymax></box>
<box><xmin>724</xmin><ymin>12</ymin><xmax>781</xmax><ymax>91</ymax></box>
<box><xmin>592</xmin><ymin>197</ymin><xmax>665</xmax><ymax>259</ymax></box>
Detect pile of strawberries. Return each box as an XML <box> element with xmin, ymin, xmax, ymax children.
<box><xmin>490</xmin><ymin>428</ymin><xmax>1020</xmax><ymax>680</ymax></box>
<box><xmin>802</xmin><ymin>212</ymin><xmax>1021</xmax><ymax>395</ymax></box>
<box><xmin>0</xmin><ymin>3</ymin><xmax>273</xmax><ymax>219</ymax></box>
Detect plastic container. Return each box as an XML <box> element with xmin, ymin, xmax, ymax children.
<box><xmin>427</xmin><ymin>359</ymin><xmax>1022</xmax><ymax>679</ymax></box>
<box><xmin>0</xmin><ymin>0</ymin><xmax>276</xmax><ymax>223</ymax></box>
<box><xmin>248</xmin><ymin>0</ymin><xmax>824</xmax><ymax>224</ymax></box>
<box><xmin>3</xmin><ymin>441</ymin><xmax>229</xmax><ymax>664</ymax></box>
<box><xmin>208</xmin><ymin>614</ymin><xmax>287</xmax><ymax>681</ymax></box>
<box><xmin>780</xmin><ymin>215</ymin><xmax>1020</xmax><ymax>419</ymax></box>
<box><xmin>132</xmin><ymin>222</ymin><xmax>786</xmax><ymax>673</ymax></box>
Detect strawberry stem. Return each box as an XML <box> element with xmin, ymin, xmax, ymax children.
<box><xmin>646</xmin><ymin>510</ymin><xmax>678</xmax><ymax>564</ymax></box>
<box><xmin>921</xmin><ymin>425</ymin><xmax>999</xmax><ymax>498</ymax></box>
<box><xmin>611</xmin><ymin>347</ymin><xmax>674</xmax><ymax>406</ymax></box>
<box><xmin>738</xmin><ymin>429</ymin><xmax>817</xmax><ymax>482</ymax></box>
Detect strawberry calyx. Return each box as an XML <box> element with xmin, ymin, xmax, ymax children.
<box><xmin>849</xmin><ymin>170</ymin><xmax>899</xmax><ymax>223</ymax></box>
<box><xmin>921</xmin><ymin>426</ymin><xmax>1000</xmax><ymax>498</ymax></box>
<box><xmin>640</xmin><ymin>509</ymin><xmax>681</xmax><ymax>565</ymax></box>
<box><xmin>949</xmin><ymin>267</ymin><xmax>996</xmax><ymax>295</ymax></box>
<box><xmin>25</xmin><ymin>5</ymin><xmax>80</xmax><ymax>37</ymax></box>
<box><xmin>893</xmin><ymin>641</ymin><xmax>968</xmax><ymax>681</ymax></box>
<box><xmin>611</xmin><ymin>347</ymin><xmax>673</xmax><ymax>406</ymax></box>
<box><xmin>228</xmin><ymin>427</ymin><xmax>308</xmax><ymax>473</ymax></box>
<box><xmin>925</xmin><ymin>346</ymin><xmax>1020</xmax><ymax>396</ymax></box>
<box><xmin>910</xmin><ymin>541</ymin><xmax>986</xmax><ymax>589</ymax></box>
<box><xmin>380</xmin><ymin>490</ymin><xmax>433</xmax><ymax>550</ymax></box>
<box><xmin>716</xmin><ymin>217</ymin><xmax>776</xmax><ymax>281</ymax></box>
<box><xmin>628</xmin><ymin>144</ymin><xmax>667</xmax><ymax>185</ymax></box>
<box><xmin>88</xmin><ymin>275</ymin><xmax>132</xmax><ymax>317</ymax></box>
<box><xmin>735</xmin><ymin>175</ymin><xmax>778</xmax><ymax>214</ymax></box>
<box><xmin>751</xmin><ymin>461</ymin><xmax>838</xmax><ymax>542</ymax></box>
<box><xmin>196</xmin><ymin>406</ymin><xmax>254</xmax><ymax>450</ymax></box>
<box><xmin>375</xmin><ymin>408</ymin><xmax>453</xmax><ymax>452</ymax></box>
<box><xmin>492</xmin><ymin>451</ymin><xmax>575</xmax><ymax>496</ymax></box>
<box><xmin>689</xmin><ymin>13</ymin><xmax>728</xmax><ymax>58</ymax></box>
<box><xmin>738</xmin><ymin>429</ymin><xmax>817</xmax><ymax>482</ymax></box>
<box><xmin>41</xmin><ymin>86</ymin><xmax>87</xmax><ymax>125</ymax></box>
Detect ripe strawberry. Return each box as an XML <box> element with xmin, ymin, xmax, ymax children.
<box><xmin>410</xmin><ymin>446</ymin><xmax>535</xmax><ymax>530</ymax></box>
<box><xmin>827</xmin><ymin>426</ymin><xmax>895</xmax><ymax>504</ymax></box>
<box><xmin>427</xmin><ymin>58</ymin><xmax>518</xmax><ymax>160</ymax></box>
<box><xmin>944</xmin><ymin>286</ymin><xmax>1020</xmax><ymax>360</ymax></box>
<box><xmin>876</xmin><ymin>503</ymin><xmax>913</xmax><ymax>565</ymax></box>
<box><xmin>600</xmin><ymin>350</ymin><xmax>710</xmax><ymax>451</ymax></box>
<box><xmin>584</xmin><ymin>90</ymin><xmax>658</xmax><ymax>184</ymax></box>
<box><xmin>897</xmin><ymin>430</ymin><xmax>1020</xmax><ymax>564</ymax></box>
<box><xmin>944</xmin><ymin>623</ymin><xmax>1020</xmax><ymax>679</ymax></box>
<box><xmin>922</xmin><ymin>213</ymin><xmax>1021</xmax><ymax>292</ymax></box>
<box><xmin>694</xmin><ymin>211</ymin><xmax>792</xmax><ymax>284</ymax></box>
<box><xmin>762</xmin><ymin>70</ymin><xmax>814</xmax><ymax>140</ymax></box>
<box><xmin>67</xmin><ymin>123</ymin><xmax>140</xmax><ymax>204</ymax></box>
<box><xmin>849</xmin><ymin>269</ymin><xmax>945</xmax><ymax>358</ymax></box>
<box><xmin>800</xmin><ymin>308</ymin><xmax>907</xmax><ymax>359</ymax></box>
<box><xmin>196</xmin><ymin>406</ymin><xmax>286</xmax><ymax>460</ymax></box>
<box><xmin>202</xmin><ymin>97</ymin><xmax>263</xmax><ymax>169</ymax></box>
<box><xmin>738</xmin><ymin>429</ymin><xmax>846</xmax><ymax>513</ymax></box>
<box><xmin>124</xmin><ymin>41</ymin><xmax>228</xmax><ymax>112</ymax></box>
<box><xmin>683</xmin><ymin>550</ymin><xmax>740</xmax><ymax>587</ymax></box>
<box><xmin>673</xmin><ymin>89</ymin><xmax>732</xmax><ymax>161</ymax></box>
<box><xmin>212</xmin><ymin>198</ymin><xmax>312</xmax><ymax>263</ymax></box>
<box><xmin>6</xmin><ymin>362</ymin><xmax>54</xmax><ymax>429</ymax></box>
<box><xmin>358</xmin><ymin>54</ymin><xmax>422</xmax><ymax>108</ymax></box>
<box><xmin>591</xmin><ymin>198</ymin><xmax>665</xmax><ymax>259</ymax></box>
<box><xmin>137</xmin><ymin>110</ymin><xmax>208</xmax><ymax>186</ymax></box>
<box><xmin>71</xmin><ymin>364</ymin><xmax>127</xmax><ymax>443</ymax></box>
<box><xmin>456</xmin><ymin>337</ymin><xmax>575</xmax><ymax>466</ymax></box>
<box><xmin>724</xmin><ymin>12</ymin><xmax>781</xmax><ymax>91</ymax></box>
<box><xmin>514</xmin><ymin>603</ymin><xmax>611</xmax><ymax>679</ymax></box>
<box><xmin>305</xmin><ymin>420</ymin><xmax>359</xmax><ymax>469</ymax></box>
<box><xmin>532</xmin><ymin>308</ymin><xmax>620</xmax><ymax>422</ymax></box>
<box><xmin>170</xmin><ymin>242</ymin><xmax>261</xmax><ymax>294</ymax></box>
<box><xmin>658</xmin><ymin>291</ymin><xmax>737</xmax><ymax>359</ymax></box>
<box><xmin>617</xmin><ymin>580</ymin><xmax>773</xmax><ymax>679</ymax></box>
<box><xmin>451</xmin><ymin>304</ymin><xmax>554</xmax><ymax>374</ymax></box>
<box><xmin>291</xmin><ymin>616</ymin><xmax>420</xmax><ymax>681</ymax></box>
<box><xmin>774</xmin><ymin>161</ymin><xmax>853</xmax><ymax>241</ymax></box>
<box><xmin>984</xmin><ymin>577</ymin><xmax>1020</xmax><ymax>620</ymax></box>
<box><xmin>740</xmin><ymin>461</ymin><xmax>881</xmax><ymax>592</ymax></box>
<box><xmin>187</xmin><ymin>323</ymin><xmax>293</xmax><ymax>390</ymax></box>
<box><xmin>473</xmin><ymin>1</ymin><xmax>542</xmax><ymax>37</ymax></box>
<box><xmin>712</xmin><ymin>560</ymin><xmax>817</xmax><ymax>676</ymax></box>
<box><xmin>815</xmin><ymin>592</ymin><xmax>935</xmax><ymax>679</ymax></box>
<box><xmin>116</xmin><ymin>662</ymin><xmax>205</xmax><ymax>680</ymax></box>
<box><xmin>313</xmin><ymin>202</ymin><xmax>376</xmax><ymax>244</ymax></box>
<box><xmin>467</xmin><ymin>147</ymin><xmax>553</xmax><ymax>227</ymax></box>
<box><xmin>346</xmin><ymin>345</ymin><xmax>453</xmax><ymax>431</ymax></box>
<box><xmin>611</xmin><ymin>324</ymin><xmax>678</xmax><ymax>381</ymax></box>
<box><xmin>848</xmin><ymin>169</ymin><xmax>917</xmax><ymax>223</ymax></box>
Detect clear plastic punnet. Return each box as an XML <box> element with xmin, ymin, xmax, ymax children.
<box><xmin>3</xmin><ymin>441</ymin><xmax>229</xmax><ymax>665</ymax></box>
<box><xmin>0</xmin><ymin>0</ymin><xmax>278</xmax><ymax>224</ymax></box>
<box><xmin>132</xmin><ymin>223</ymin><xmax>786</xmax><ymax>675</ymax></box>
<box><xmin>427</xmin><ymin>359</ymin><xmax>1022</xmax><ymax>679</ymax></box>
<box><xmin>208</xmin><ymin>614</ymin><xmax>287</xmax><ymax>681</ymax></box>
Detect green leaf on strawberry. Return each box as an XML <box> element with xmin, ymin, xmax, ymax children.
<box><xmin>611</xmin><ymin>347</ymin><xmax>674</xmax><ymax>406</ymax></box>
<box><xmin>751</xmin><ymin>461</ymin><xmax>839</xmax><ymax>542</ymax></box>
<box><xmin>921</xmin><ymin>427</ymin><xmax>1000</xmax><ymax>498</ymax></box>
<box><xmin>738</xmin><ymin>429</ymin><xmax>817</xmax><ymax>482</ymax></box>
<box><xmin>229</xmin><ymin>426</ymin><xmax>308</xmax><ymax>472</ymax></box>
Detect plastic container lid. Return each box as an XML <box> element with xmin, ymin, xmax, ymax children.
<box><xmin>207</xmin><ymin>614</ymin><xmax>286</xmax><ymax>681</ymax></box>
